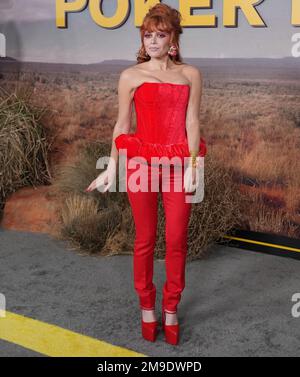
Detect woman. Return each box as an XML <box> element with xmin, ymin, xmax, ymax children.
<box><xmin>86</xmin><ymin>4</ymin><xmax>207</xmax><ymax>345</ymax></box>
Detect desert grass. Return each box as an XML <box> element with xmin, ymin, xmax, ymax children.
<box><xmin>0</xmin><ymin>84</ymin><xmax>53</xmax><ymax>218</ymax></box>
<box><xmin>202</xmin><ymin>79</ymin><xmax>300</xmax><ymax>238</ymax></box>
<box><xmin>51</xmin><ymin>141</ymin><xmax>135</xmax><ymax>256</ymax></box>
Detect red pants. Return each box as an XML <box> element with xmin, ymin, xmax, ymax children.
<box><xmin>125</xmin><ymin>157</ymin><xmax>192</xmax><ymax>314</ymax></box>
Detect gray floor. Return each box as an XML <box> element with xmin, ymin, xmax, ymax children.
<box><xmin>0</xmin><ymin>228</ymin><xmax>299</xmax><ymax>357</ymax></box>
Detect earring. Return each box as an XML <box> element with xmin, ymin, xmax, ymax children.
<box><xmin>168</xmin><ymin>45</ymin><xmax>178</xmax><ymax>57</ymax></box>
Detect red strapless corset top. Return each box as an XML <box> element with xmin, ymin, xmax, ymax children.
<box><xmin>114</xmin><ymin>82</ymin><xmax>207</xmax><ymax>164</ymax></box>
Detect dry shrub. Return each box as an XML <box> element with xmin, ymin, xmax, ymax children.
<box><xmin>53</xmin><ymin>143</ymin><xmax>245</xmax><ymax>259</ymax></box>
<box><xmin>187</xmin><ymin>155</ymin><xmax>245</xmax><ymax>259</ymax></box>
<box><xmin>52</xmin><ymin>141</ymin><xmax>134</xmax><ymax>255</ymax></box>
<box><xmin>0</xmin><ymin>85</ymin><xmax>52</xmax><ymax>216</ymax></box>
<box><xmin>60</xmin><ymin>193</ymin><xmax>121</xmax><ymax>254</ymax></box>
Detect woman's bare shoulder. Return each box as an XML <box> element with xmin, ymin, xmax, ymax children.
<box><xmin>182</xmin><ymin>64</ymin><xmax>203</xmax><ymax>80</ymax></box>
<box><xmin>118</xmin><ymin>64</ymin><xmax>145</xmax><ymax>87</ymax></box>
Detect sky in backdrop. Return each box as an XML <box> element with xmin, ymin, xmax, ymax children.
<box><xmin>0</xmin><ymin>0</ymin><xmax>298</xmax><ymax>63</ymax></box>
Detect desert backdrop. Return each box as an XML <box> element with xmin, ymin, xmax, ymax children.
<box><xmin>0</xmin><ymin>57</ymin><xmax>299</xmax><ymax>239</ymax></box>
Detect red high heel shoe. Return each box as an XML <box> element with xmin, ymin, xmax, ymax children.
<box><xmin>161</xmin><ymin>303</ymin><xmax>180</xmax><ymax>345</ymax></box>
<box><xmin>141</xmin><ymin>310</ymin><xmax>158</xmax><ymax>342</ymax></box>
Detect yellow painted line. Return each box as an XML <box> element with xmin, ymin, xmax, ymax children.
<box><xmin>223</xmin><ymin>235</ymin><xmax>300</xmax><ymax>253</ymax></box>
<box><xmin>0</xmin><ymin>311</ymin><xmax>147</xmax><ymax>357</ymax></box>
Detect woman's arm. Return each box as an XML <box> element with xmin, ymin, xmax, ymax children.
<box><xmin>185</xmin><ymin>65</ymin><xmax>203</xmax><ymax>160</ymax></box>
<box><xmin>110</xmin><ymin>69</ymin><xmax>134</xmax><ymax>164</ymax></box>
<box><xmin>85</xmin><ymin>70</ymin><xmax>134</xmax><ymax>193</ymax></box>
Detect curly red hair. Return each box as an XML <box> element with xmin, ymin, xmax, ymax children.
<box><xmin>136</xmin><ymin>3</ymin><xmax>184</xmax><ymax>65</ymax></box>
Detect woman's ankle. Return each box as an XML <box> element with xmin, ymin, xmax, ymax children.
<box><xmin>165</xmin><ymin>312</ymin><xmax>178</xmax><ymax>325</ymax></box>
<box><xmin>141</xmin><ymin>309</ymin><xmax>157</xmax><ymax>322</ymax></box>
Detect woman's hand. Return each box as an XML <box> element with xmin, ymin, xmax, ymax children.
<box><xmin>183</xmin><ymin>156</ymin><xmax>202</xmax><ymax>193</ymax></box>
<box><xmin>85</xmin><ymin>158</ymin><xmax>117</xmax><ymax>193</ymax></box>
